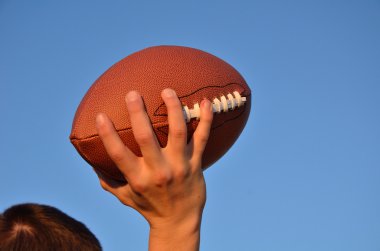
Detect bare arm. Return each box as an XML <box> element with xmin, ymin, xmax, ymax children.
<box><xmin>95</xmin><ymin>88</ymin><xmax>213</xmax><ymax>251</ymax></box>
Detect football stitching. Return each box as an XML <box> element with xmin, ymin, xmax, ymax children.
<box><xmin>156</xmin><ymin>103</ymin><xmax>249</xmax><ymax>137</ymax></box>
<box><xmin>70</xmin><ymin>83</ymin><xmax>250</xmax><ymax>141</ymax></box>
<box><xmin>153</xmin><ymin>82</ymin><xmax>249</xmax><ymax>117</ymax></box>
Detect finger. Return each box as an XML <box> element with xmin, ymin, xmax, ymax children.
<box><xmin>161</xmin><ymin>88</ymin><xmax>187</xmax><ymax>154</ymax></box>
<box><xmin>125</xmin><ymin>91</ymin><xmax>162</xmax><ymax>164</ymax></box>
<box><xmin>96</xmin><ymin>113</ymin><xmax>138</xmax><ymax>179</ymax></box>
<box><xmin>94</xmin><ymin>169</ymin><xmax>126</xmax><ymax>192</ymax></box>
<box><xmin>95</xmin><ymin>169</ymin><xmax>135</xmax><ymax>207</ymax></box>
<box><xmin>189</xmin><ymin>99</ymin><xmax>213</xmax><ymax>163</ymax></box>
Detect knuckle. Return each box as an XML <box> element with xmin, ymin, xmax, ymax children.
<box><xmin>131</xmin><ymin>180</ymin><xmax>147</xmax><ymax>194</ymax></box>
<box><xmin>135</xmin><ymin>131</ymin><xmax>154</xmax><ymax>146</ymax></box>
<box><xmin>99</xmin><ymin>180</ymin><xmax>109</xmax><ymax>191</ymax></box>
<box><xmin>154</xmin><ymin>170</ymin><xmax>173</xmax><ymax>186</ymax></box>
<box><xmin>173</xmin><ymin>167</ymin><xmax>189</xmax><ymax>181</ymax></box>
<box><xmin>108</xmin><ymin>148</ymin><xmax>126</xmax><ymax>163</ymax></box>
<box><xmin>170</xmin><ymin>127</ymin><xmax>186</xmax><ymax>139</ymax></box>
<box><xmin>118</xmin><ymin>198</ymin><xmax>132</xmax><ymax>207</ymax></box>
<box><xmin>195</xmin><ymin>132</ymin><xmax>209</xmax><ymax>145</ymax></box>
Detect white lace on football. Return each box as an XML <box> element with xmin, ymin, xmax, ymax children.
<box><xmin>182</xmin><ymin>91</ymin><xmax>247</xmax><ymax>122</ymax></box>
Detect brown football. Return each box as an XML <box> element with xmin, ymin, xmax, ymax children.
<box><xmin>70</xmin><ymin>45</ymin><xmax>251</xmax><ymax>182</ymax></box>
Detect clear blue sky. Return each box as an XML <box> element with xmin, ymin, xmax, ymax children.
<box><xmin>1</xmin><ymin>1</ymin><xmax>379</xmax><ymax>250</ymax></box>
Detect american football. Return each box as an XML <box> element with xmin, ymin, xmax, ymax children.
<box><xmin>70</xmin><ymin>45</ymin><xmax>251</xmax><ymax>181</ymax></box>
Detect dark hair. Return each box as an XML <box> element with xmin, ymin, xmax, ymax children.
<box><xmin>0</xmin><ymin>203</ymin><xmax>102</xmax><ymax>251</ymax></box>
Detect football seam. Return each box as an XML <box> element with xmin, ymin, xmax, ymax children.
<box><xmin>153</xmin><ymin>82</ymin><xmax>249</xmax><ymax>117</ymax></box>
<box><xmin>70</xmin><ymin>84</ymin><xmax>251</xmax><ymax>141</ymax></box>
<box><xmin>156</xmin><ymin>103</ymin><xmax>250</xmax><ymax>136</ymax></box>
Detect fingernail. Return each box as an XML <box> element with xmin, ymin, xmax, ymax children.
<box><xmin>126</xmin><ymin>91</ymin><xmax>139</xmax><ymax>102</ymax></box>
<box><xmin>96</xmin><ymin>113</ymin><xmax>105</xmax><ymax>126</ymax></box>
<box><xmin>202</xmin><ymin>99</ymin><xmax>212</xmax><ymax>111</ymax></box>
<box><xmin>162</xmin><ymin>88</ymin><xmax>176</xmax><ymax>97</ymax></box>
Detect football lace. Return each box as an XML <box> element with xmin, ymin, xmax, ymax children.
<box><xmin>182</xmin><ymin>91</ymin><xmax>247</xmax><ymax>122</ymax></box>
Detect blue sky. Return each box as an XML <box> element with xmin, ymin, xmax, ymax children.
<box><xmin>0</xmin><ymin>1</ymin><xmax>379</xmax><ymax>250</ymax></box>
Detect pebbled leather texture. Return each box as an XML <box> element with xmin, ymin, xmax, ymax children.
<box><xmin>70</xmin><ymin>45</ymin><xmax>251</xmax><ymax>182</ymax></box>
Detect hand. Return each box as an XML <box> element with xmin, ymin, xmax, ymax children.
<box><xmin>95</xmin><ymin>88</ymin><xmax>213</xmax><ymax>251</ymax></box>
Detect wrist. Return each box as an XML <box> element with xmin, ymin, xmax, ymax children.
<box><xmin>148</xmin><ymin>215</ymin><xmax>202</xmax><ymax>251</ymax></box>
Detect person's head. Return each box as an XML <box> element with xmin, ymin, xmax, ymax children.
<box><xmin>0</xmin><ymin>203</ymin><xmax>101</xmax><ymax>251</ymax></box>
